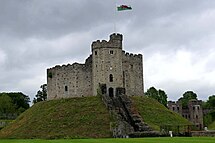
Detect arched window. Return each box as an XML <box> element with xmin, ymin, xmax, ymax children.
<box><xmin>109</xmin><ymin>87</ymin><xmax>114</xmax><ymax>97</ymax></box>
<box><xmin>109</xmin><ymin>74</ymin><xmax>113</xmax><ymax>82</ymax></box>
<box><xmin>65</xmin><ymin>86</ymin><xmax>68</xmax><ymax>92</ymax></box>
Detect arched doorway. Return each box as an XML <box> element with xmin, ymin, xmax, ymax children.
<box><xmin>109</xmin><ymin>87</ymin><xmax>114</xmax><ymax>98</ymax></box>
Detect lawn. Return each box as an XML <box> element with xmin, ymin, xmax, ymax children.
<box><xmin>0</xmin><ymin>137</ymin><xmax>214</xmax><ymax>143</ymax></box>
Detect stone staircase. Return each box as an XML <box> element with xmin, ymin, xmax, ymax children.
<box><xmin>102</xmin><ymin>93</ymin><xmax>160</xmax><ymax>137</ymax></box>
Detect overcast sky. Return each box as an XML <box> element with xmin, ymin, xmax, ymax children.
<box><xmin>0</xmin><ymin>0</ymin><xmax>215</xmax><ymax>102</ymax></box>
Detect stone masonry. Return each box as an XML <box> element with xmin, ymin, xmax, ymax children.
<box><xmin>47</xmin><ymin>33</ymin><xmax>144</xmax><ymax>100</ymax></box>
<box><xmin>168</xmin><ymin>99</ymin><xmax>204</xmax><ymax>130</ymax></box>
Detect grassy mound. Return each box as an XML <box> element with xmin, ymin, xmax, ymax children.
<box><xmin>131</xmin><ymin>96</ymin><xmax>192</xmax><ymax>130</ymax></box>
<box><xmin>0</xmin><ymin>96</ymin><xmax>111</xmax><ymax>139</ymax></box>
<box><xmin>0</xmin><ymin>95</ymin><xmax>192</xmax><ymax>139</ymax></box>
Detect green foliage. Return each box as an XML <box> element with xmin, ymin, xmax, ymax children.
<box><xmin>178</xmin><ymin>91</ymin><xmax>197</xmax><ymax>108</ymax></box>
<box><xmin>208</xmin><ymin>95</ymin><xmax>215</xmax><ymax>108</ymax></box>
<box><xmin>208</xmin><ymin>120</ymin><xmax>215</xmax><ymax>130</ymax></box>
<box><xmin>0</xmin><ymin>94</ymin><xmax>15</xmax><ymax>115</ymax></box>
<box><xmin>0</xmin><ymin>92</ymin><xmax>30</xmax><ymax>112</ymax></box>
<box><xmin>0</xmin><ymin>92</ymin><xmax>30</xmax><ymax>119</ymax></box>
<box><xmin>0</xmin><ymin>137</ymin><xmax>214</xmax><ymax>143</ymax></box>
<box><xmin>131</xmin><ymin>96</ymin><xmax>191</xmax><ymax>131</ymax></box>
<box><xmin>145</xmin><ymin>87</ymin><xmax>168</xmax><ymax>107</ymax></box>
<box><xmin>0</xmin><ymin>96</ymin><xmax>111</xmax><ymax>139</ymax></box>
<box><xmin>203</xmin><ymin>95</ymin><xmax>215</xmax><ymax>109</ymax></box>
<box><xmin>33</xmin><ymin>84</ymin><xmax>47</xmax><ymax>104</ymax></box>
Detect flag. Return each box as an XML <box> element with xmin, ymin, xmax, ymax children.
<box><xmin>117</xmin><ymin>5</ymin><xmax>132</xmax><ymax>11</ymax></box>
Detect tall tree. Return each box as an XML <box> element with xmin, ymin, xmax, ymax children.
<box><xmin>33</xmin><ymin>84</ymin><xmax>47</xmax><ymax>104</ymax></box>
<box><xmin>145</xmin><ymin>87</ymin><xmax>168</xmax><ymax>107</ymax></box>
<box><xmin>178</xmin><ymin>91</ymin><xmax>197</xmax><ymax>108</ymax></box>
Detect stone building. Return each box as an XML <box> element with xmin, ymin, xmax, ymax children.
<box><xmin>168</xmin><ymin>99</ymin><xmax>204</xmax><ymax>130</ymax></box>
<box><xmin>47</xmin><ymin>33</ymin><xmax>144</xmax><ymax>100</ymax></box>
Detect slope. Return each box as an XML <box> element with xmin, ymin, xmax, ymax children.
<box><xmin>0</xmin><ymin>96</ymin><xmax>111</xmax><ymax>139</ymax></box>
<box><xmin>208</xmin><ymin>121</ymin><xmax>215</xmax><ymax>130</ymax></box>
<box><xmin>0</xmin><ymin>96</ymin><xmax>192</xmax><ymax>139</ymax></box>
<box><xmin>131</xmin><ymin>96</ymin><xmax>192</xmax><ymax>131</ymax></box>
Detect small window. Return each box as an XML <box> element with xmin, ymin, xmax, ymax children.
<box><xmin>109</xmin><ymin>74</ymin><xmax>113</xmax><ymax>82</ymax></box>
<box><xmin>110</xmin><ymin>50</ymin><xmax>113</xmax><ymax>54</ymax></box>
<box><xmin>173</xmin><ymin>107</ymin><xmax>175</xmax><ymax>111</ymax></box>
<box><xmin>95</xmin><ymin>51</ymin><xmax>97</xmax><ymax>55</ymax></box>
<box><xmin>65</xmin><ymin>86</ymin><xmax>68</xmax><ymax>92</ymax></box>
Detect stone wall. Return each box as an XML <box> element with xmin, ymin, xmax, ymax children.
<box><xmin>122</xmin><ymin>51</ymin><xmax>144</xmax><ymax>96</ymax></box>
<box><xmin>47</xmin><ymin>55</ymin><xmax>92</xmax><ymax>100</ymax></box>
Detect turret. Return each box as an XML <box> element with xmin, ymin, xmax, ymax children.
<box><xmin>91</xmin><ymin>33</ymin><xmax>124</xmax><ymax>96</ymax></box>
<box><xmin>91</xmin><ymin>33</ymin><xmax>123</xmax><ymax>51</ymax></box>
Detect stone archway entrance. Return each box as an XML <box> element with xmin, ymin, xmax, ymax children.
<box><xmin>109</xmin><ymin>87</ymin><xmax>114</xmax><ymax>98</ymax></box>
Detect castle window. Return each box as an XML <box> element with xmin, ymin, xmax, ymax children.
<box><xmin>196</xmin><ymin>115</ymin><xmax>198</xmax><ymax>119</ymax></box>
<box><xmin>109</xmin><ymin>74</ymin><xmax>113</xmax><ymax>82</ymax></box>
<box><xmin>173</xmin><ymin>107</ymin><xmax>175</xmax><ymax>111</ymax></box>
<box><xmin>110</xmin><ymin>50</ymin><xmax>113</xmax><ymax>54</ymax></box>
<box><xmin>95</xmin><ymin>51</ymin><xmax>97</xmax><ymax>55</ymax></box>
<box><xmin>65</xmin><ymin>86</ymin><xmax>68</xmax><ymax>92</ymax></box>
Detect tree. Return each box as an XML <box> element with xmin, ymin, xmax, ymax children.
<box><xmin>7</xmin><ymin>92</ymin><xmax>30</xmax><ymax>111</ymax></box>
<box><xmin>178</xmin><ymin>91</ymin><xmax>197</xmax><ymax>108</ymax></box>
<box><xmin>145</xmin><ymin>87</ymin><xmax>168</xmax><ymax>107</ymax></box>
<box><xmin>33</xmin><ymin>84</ymin><xmax>47</xmax><ymax>104</ymax></box>
<box><xmin>0</xmin><ymin>94</ymin><xmax>15</xmax><ymax>116</ymax></box>
<box><xmin>203</xmin><ymin>95</ymin><xmax>215</xmax><ymax>109</ymax></box>
<box><xmin>208</xmin><ymin>95</ymin><xmax>215</xmax><ymax>108</ymax></box>
<box><xmin>158</xmin><ymin>89</ymin><xmax>168</xmax><ymax>107</ymax></box>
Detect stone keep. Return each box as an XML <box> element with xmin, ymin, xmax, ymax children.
<box><xmin>47</xmin><ymin>33</ymin><xmax>144</xmax><ymax>100</ymax></box>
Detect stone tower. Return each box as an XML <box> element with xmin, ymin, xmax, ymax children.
<box><xmin>92</xmin><ymin>33</ymin><xmax>124</xmax><ymax>97</ymax></box>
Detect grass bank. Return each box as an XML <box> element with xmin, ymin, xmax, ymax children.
<box><xmin>131</xmin><ymin>96</ymin><xmax>192</xmax><ymax>130</ymax></box>
<box><xmin>0</xmin><ymin>96</ymin><xmax>111</xmax><ymax>139</ymax></box>
<box><xmin>0</xmin><ymin>137</ymin><xmax>214</xmax><ymax>143</ymax></box>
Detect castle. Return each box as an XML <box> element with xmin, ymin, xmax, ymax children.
<box><xmin>47</xmin><ymin>33</ymin><xmax>144</xmax><ymax>100</ymax></box>
<box><xmin>168</xmin><ymin>99</ymin><xmax>204</xmax><ymax>130</ymax></box>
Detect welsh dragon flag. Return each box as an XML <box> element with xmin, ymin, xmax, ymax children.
<box><xmin>117</xmin><ymin>5</ymin><xmax>132</xmax><ymax>11</ymax></box>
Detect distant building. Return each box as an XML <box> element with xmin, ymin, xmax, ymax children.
<box><xmin>168</xmin><ymin>99</ymin><xmax>204</xmax><ymax>130</ymax></box>
<box><xmin>47</xmin><ymin>33</ymin><xmax>144</xmax><ymax>100</ymax></box>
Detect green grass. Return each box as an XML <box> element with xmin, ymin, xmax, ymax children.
<box><xmin>0</xmin><ymin>137</ymin><xmax>214</xmax><ymax>143</ymax></box>
<box><xmin>131</xmin><ymin>96</ymin><xmax>192</xmax><ymax>130</ymax></box>
<box><xmin>0</xmin><ymin>96</ymin><xmax>192</xmax><ymax>139</ymax></box>
<box><xmin>0</xmin><ymin>96</ymin><xmax>112</xmax><ymax>139</ymax></box>
<box><xmin>208</xmin><ymin>120</ymin><xmax>215</xmax><ymax>130</ymax></box>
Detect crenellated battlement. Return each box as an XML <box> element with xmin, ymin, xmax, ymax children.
<box><xmin>122</xmin><ymin>51</ymin><xmax>142</xmax><ymax>62</ymax></box>
<box><xmin>91</xmin><ymin>33</ymin><xmax>123</xmax><ymax>50</ymax></box>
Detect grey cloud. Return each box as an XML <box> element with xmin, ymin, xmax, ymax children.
<box><xmin>0</xmin><ymin>0</ymin><xmax>215</xmax><ymax>101</ymax></box>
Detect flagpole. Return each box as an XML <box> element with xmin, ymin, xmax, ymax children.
<box><xmin>114</xmin><ymin>0</ymin><xmax>117</xmax><ymax>34</ymax></box>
